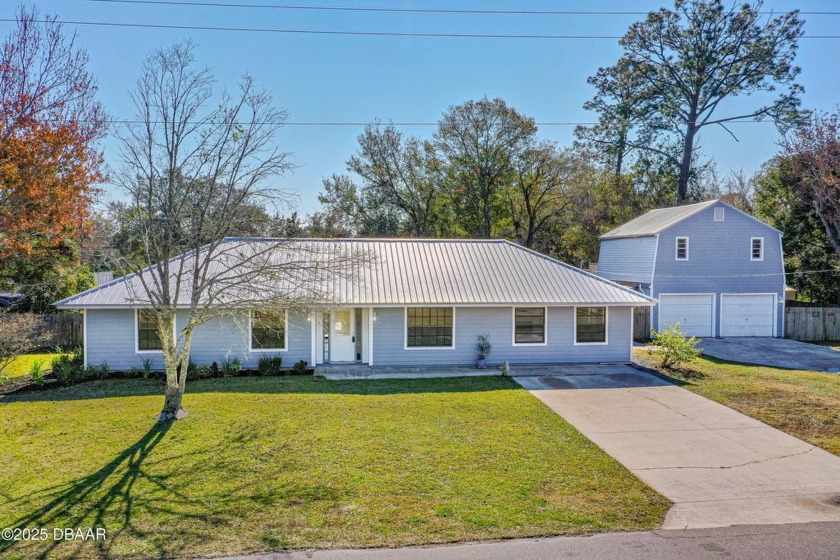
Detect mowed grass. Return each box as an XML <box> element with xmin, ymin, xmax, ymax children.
<box><xmin>2</xmin><ymin>353</ymin><xmax>65</xmax><ymax>378</ymax></box>
<box><xmin>0</xmin><ymin>376</ymin><xmax>668</xmax><ymax>559</ymax></box>
<box><xmin>636</xmin><ymin>348</ymin><xmax>840</xmax><ymax>455</ymax></box>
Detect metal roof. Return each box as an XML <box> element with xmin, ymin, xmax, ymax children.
<box><xmin>55</xmin><ymin>238</ymin><xmax>656</xmax><ymax>308</ymax></box>
<box><xmin>600</xmin><ymin>200</ymin><xmax>720</xmax><ymax>239</ymax></box>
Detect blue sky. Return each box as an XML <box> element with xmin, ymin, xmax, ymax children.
<box><xmin>4</xmin><ymin>1</ymin><xmax>839</xmax><ymax>215</ymax></box>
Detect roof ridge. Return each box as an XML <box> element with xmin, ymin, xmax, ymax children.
<box><xmin>222</xmin><ymin>237</ymin><xmax>508</xmax><ymax>243</ymax></box>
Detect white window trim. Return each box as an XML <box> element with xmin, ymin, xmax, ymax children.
<box><xmin>403</xmin><ymin>306</ymin><xmax>456</xmax><ymax>350</ymax></box>
<box><xmin>134</xmin><ymin>308</ymin><xmax>176</xmax><ymax>354</ymax></box>
<box><xmin>675</xmin><ymin>237</ymin><xmax>689</xmax><ymax>261</ymax></box>
<box><xmin>573</xmin><ymin>306</ymin><xmax>609</xmax><ymax>346</ymax></box>
<box><xmin>248</xmin><ymin>309</ymin><xmax>289</xmax><ymax>352</ymax></box>
<box><xmin>751</xmin><ymin>237</ymin><xmax>764</xmax><ymax>261</ymax></box>
<box><xmin>512</xmin><ymin>306</ymin><xmax>548</xmax><ymax>346</ymax></box>
<box><xmin>714</xmin><ymin>207</ymin><xmax>725</xmax><ymax>221</ymax></box>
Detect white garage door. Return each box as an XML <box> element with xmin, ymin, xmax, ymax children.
<box><xmin>658</xmin><ymin>294</ymin><xmax>714</xmax><ymax>337</ymax></box>
<box><xmin>721</xmin><ymin>294</ymin><xmax>775</xmax><ymax>337</ymax></box>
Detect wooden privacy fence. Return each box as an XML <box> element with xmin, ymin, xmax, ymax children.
<box><xmin>633</xmin><ymin>307</ymin><xmax>652</xmax><ymax>341</ymax></box>
<box><xmin>40</xmin><ymin>313</ymin><xmax>84</xmax><ymax>349</ymax></box>
<box><xmin>785</xmin><ymin>306</ymin><xmax>840</xmax><ymax>342</ymax></box>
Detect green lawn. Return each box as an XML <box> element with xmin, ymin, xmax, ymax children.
<box><xmin>0</xmin><ymin>376</ymin><xmax>668</xmax><ymax>559</ymax></box>
<box><xmin>2</xmin><ymin>353</ymin><xmax>64</xmax><ymax>378</ymax></box>
<box><xmin>635</xmin><ymin>349</ymin><xmax>840</xmax><ymax>455</ymax></box>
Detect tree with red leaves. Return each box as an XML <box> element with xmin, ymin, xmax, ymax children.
<box><xmin>0</xmin><ymin>7</ymin><xmax>106</xmax><ymax>309</ymax></box>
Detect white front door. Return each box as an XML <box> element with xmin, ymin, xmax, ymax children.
<box><xmin>330</xmin><ymin>308</ymin><xmax>356</xmax><ymax>362</ymax></box>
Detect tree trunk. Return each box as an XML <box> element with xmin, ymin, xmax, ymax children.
<box><xmin>678</xmin><ymin>123</ymin><xmax>696</xmax><ymax>201</ymax></box>
<box><xmin>160</xmin><ymin>382</ymin><xmax>186</xmax><ymax>420</ymax></box>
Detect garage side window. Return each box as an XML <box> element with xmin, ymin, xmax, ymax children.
<box><xmin>576</xmin><ymin>307</ymin><xmax>607</xmax><ymax>344</ymax></box>
<box><xmin>251</xmin><ymin>310</ymin><xmax>287</xmax><ymax>350</ymax></box>
<box><xmin>514</xmin><ymin>307</ymin><xmax>546</xmax><ymax>344</ymax></box>
<box><xmin>407</xmin><ymin>307</ymin><xmax>453</xmax><ymax>348</ymax></box>
<box><xmin>675</xmin><ymin>237</ymin><xmax>689</xmax><ymax>260</ymax></box>
<box><xmin>137</xmin><ymin>310</ymin><xmax>163</xmax><ymax>351</ymax></box>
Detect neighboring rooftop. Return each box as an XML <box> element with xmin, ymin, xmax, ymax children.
<box><xmin>600</xmin><ymin>200</ymin><xmax>719</xmax><ymax>239</ymax></box>
<box><xmin>54</xmin><ymin>238</ymin><xmax>655</xmax><ymax>308</ymax></box>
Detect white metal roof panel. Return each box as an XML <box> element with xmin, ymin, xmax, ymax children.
<box><xmin>55</xmin><ymin>238</ymin><xmax>656</xmax><ymax>308</ymax></box>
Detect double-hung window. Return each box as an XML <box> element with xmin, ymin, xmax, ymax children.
<box><xmin>514</xmin><ymin>307</ymin><xmax>546</xmax><ymax>344</ymax></box>
<box><xmin>675</xmin><ymin>237</ymin><xmax>689</xmax><ymax>260</ymax></box>
<box><xmin>250</xmin><ymin>310</ymin><xmax>287</xmax><ymax>351</ymax></box>
<box><xmin>137</xmin><ymin>310</ymin><xmax>163</xmax><ymax>351</ymax></box>
<box><xmin>575</xmin><ymin>307</ymin><xmax>607</xmax><ymax>344</ymax></box>
<box><xmin>751</xmin><ymin>237</ymin><xmax>764</xmax><ymax>261</ymax></box>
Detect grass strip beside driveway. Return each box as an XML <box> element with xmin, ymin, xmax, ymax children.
<box><xmin>636</xmin><ymin>349</ymin><xmax>840</xmax><ymax>456</ymax></box>
<box><xmin>0</xmin><ymin>375</ymin><xmax>668</xmax><ymax>559</ymax></box>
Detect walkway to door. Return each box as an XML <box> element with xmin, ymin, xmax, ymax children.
<box><xmin>516</xmin><ymin>366</ymin><xmax>840</xmax><ymax>529</ymax></box>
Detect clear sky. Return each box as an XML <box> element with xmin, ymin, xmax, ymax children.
<box><xmin>3</xmin><ymin>1</ymin><xmax>839</xmax><ymax>216</ymax></box>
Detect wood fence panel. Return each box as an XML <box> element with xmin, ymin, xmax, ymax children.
<box><xmin>39</xmin><ymin>313</ymin><xmax>83</xmax><ymax>349</ymax></box>
<box><xmin>785</xmin><ymin>307</ymin><xmax>840</xmax><ymax>342</ymax></box>
<box><xmin>634</xmin><ymin>306</ymin><xmax>651</xmax><ymax>341</ymax></box>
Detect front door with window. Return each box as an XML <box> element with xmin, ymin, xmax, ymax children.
<box><xmin>330</xmin><ymin>308</ymin><xmax>356</xmax><ymax>362</ymax></box>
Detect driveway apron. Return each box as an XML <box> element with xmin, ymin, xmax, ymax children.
<box><xmin>517</xmin><ymin>366</ymin><xmax>840</xmax><ymax>529</ymax></box>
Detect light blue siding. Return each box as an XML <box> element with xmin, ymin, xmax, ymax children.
<box><xmin>85</xmin><ymin>309</ymin><xmax>311</xmax><ymax>371</ymax></box>
<box><xmin>371</xmin><ymin>306</ymin><xmax>632</xmax><ymax>366</ymax></box>
<box><xmin>651</xmin><ymin>202</ymin><xmax>785</xmax><ymax>336</ymax></box>
<box><xmin>597</xmin><ymin>236</ymin><xmax>658</xmax><ymax>284</ymax></box>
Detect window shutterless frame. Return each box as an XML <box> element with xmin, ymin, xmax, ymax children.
<box><xmin>248</xmin><ymin>309</ymin><xmax>289</xmax><ymax>352</ymax></box>
<box><xmin>512</xmin><ymin>307</ymin><xmax>548</xmax><ymax>346</ymax></box>
<box><xmin>134</xmin><ymin>308</ymin><xmax>176</xmax><ymax>354</ymax></box>
<box><xmin>675</xmin><ymin>237</ymin><xmax>689</xmax><ymax>261</ymax></box>
<box><xmin>403</xmin><ymin>307</ymin><xmax>456</xmax><ymax>349</ymax></box>
<box><xmin>751</xmin><ymin>237</ymin><xmax>764</xmax><ymax>261</ymax></box>
<box><xmin>573</xmin><ymin>306</ymin><xmax>609</xmax><ymax>345</ymax></box>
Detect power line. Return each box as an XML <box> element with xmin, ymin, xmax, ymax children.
<box><xmin>81</xmin><ymin>0</ymin><xmax>840</xmax><ymax>17</ymax></box>
<box><xmin>44</xmin><ymin>118</ymin><xmax>776</xmax><ymax>127</ymax></box>
<box><xmin>2</xmin><ymin>18</ymin><xmax>838</xmax><ymax>40</ymax></box>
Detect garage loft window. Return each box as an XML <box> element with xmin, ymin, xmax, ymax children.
<box><xmin>514</xmin><ymin>307</ymin><xmax>546</xmax><ymax>344</ymax></box>
<box><xmin>250</xmin><ymin>310</ymin><xmax>287</xmax><ymax>351</ymax></box>
<box><xmin>137</xmin><ymin>310</ymin><xmax>164</xmax><ymax>351</ymax></box>
<box><xmin>406</xmin><ymin>307</ymin><xmax>453</xmax><ymax>348</ymax></box>
<box><xmin>675</xmin><ymin>237</ymin><xmax>689</xmax><ymax>260</ymax></box>
<box><xmin>576</xmin><ymin>307</ymin><xmax>607</xmax><ymax>344</ymax></box>
<box><xmin>751</xmin><ymin>237</ymin><xmax>764</xmax><ymax>261</ymax></box>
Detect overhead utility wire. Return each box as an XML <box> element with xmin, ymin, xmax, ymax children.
<box><xmin>81</xmin><ymin>0</ymin><xmax>840</xmax><ymax>17</ymax></box>
<box><xmin>1</xmin><ymin>18</ymin><xmax>838</xmax><ymax>39</ymax></box>
<box><xmin>45</xmin><ymin>118</ymin><xmax>774</xmax><ymax>126</ymax></box>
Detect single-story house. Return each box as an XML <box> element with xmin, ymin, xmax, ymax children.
<box><xmin>597</xmin><ymin>200</ymin><xmax>785</xmax><ymax>338</ymax></box>
<box><xmin>55</xmin><ymin>238</ymin><xmax>655</xmax><ymax>370</ymax></box>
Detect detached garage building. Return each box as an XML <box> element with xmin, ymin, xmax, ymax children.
<box><xmin>597</xmin><ymin>200</ymin><xmax>785</xmax><ymax>338</ymax></box>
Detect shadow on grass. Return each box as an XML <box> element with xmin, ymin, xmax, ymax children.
<box><xmin>0</xmin><ymin>375</ymin><xmax>518</xmax><ymax>405</ymax></box>
<box><xmin>630</xmin><ymin>361</ymin><xmax>702</xmax><ymax>387</ymax></box>
<box><xmin>1</xmin><ymin>423</ymin><xmax>180</xmax><ymax>559</ymax></box>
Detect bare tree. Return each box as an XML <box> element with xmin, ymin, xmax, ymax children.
<box><xmin>112</xmin><ymin>42</ymin><xmax>357</xmax><ymax>419</ymax></box>
<box><xmin>780</xmin><ymin>110</ymin><xmax>840</xmax><ymax>256</ymax></box>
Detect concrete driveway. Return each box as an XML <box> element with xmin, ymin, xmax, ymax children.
<box><xmin>516</xmin><ymin>365</ymin><xmax>840</xmax><ymax>529</ymax></box>
<box><xmin>699</xmin><ymin>337</ymin><xmax>840</xmax><ymax>372</ymax></box>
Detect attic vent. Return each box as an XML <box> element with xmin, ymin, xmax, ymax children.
<box><xmin>714</xmin><ymin>207</ymin><xmax>725</xmax><ymax>221</ymax></box>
